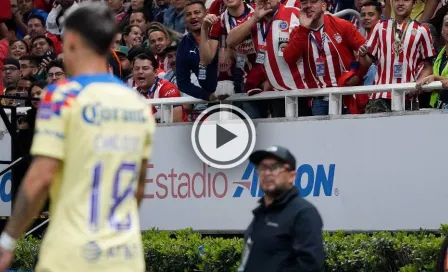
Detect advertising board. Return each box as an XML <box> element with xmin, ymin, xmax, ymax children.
<box><xmin>139</xmin><ymin>112</ymin><xmax>448</xmax><ymax>232</ymax></box>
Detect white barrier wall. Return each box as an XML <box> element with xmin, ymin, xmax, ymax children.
<box><xmin>0</xmin><ymin>112</ymin><xmax>447</xmax><ymax>231</ymax></box>
<box><xmin>140</xmin><ymin>112</ymin><xmax>448</xmax><ymax>232</ymax></box>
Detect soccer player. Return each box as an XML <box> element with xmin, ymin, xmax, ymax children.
<box><xmin>0</xmin><ymin>3</ymin><xmax>155</xmax><ymax>272</ymax></box>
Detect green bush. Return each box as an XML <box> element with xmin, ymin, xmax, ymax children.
<box><xmin>10</xmin><ymin>226</ymin><xmax>448</xmax><ymax>272</ymax></box>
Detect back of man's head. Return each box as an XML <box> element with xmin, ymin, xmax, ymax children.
<box><xmin>64</xmin><ymin>2</ymin><xmax>117</xmax><ymax>56</ymax></box>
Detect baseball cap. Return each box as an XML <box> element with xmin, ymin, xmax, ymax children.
<box><xmin>3</xmin><ymin>58</ymin><xmax>20</xmax><ymax>69</ymax></box>
<box><xmin>115</xmin><ymin>46</ymin><xmax>129</xmax><ymax>56</ymax></box>
<box><xmin>249</xmin><ymin>146</ymin><xmax>296</xmax><ymax>169</ymax></box>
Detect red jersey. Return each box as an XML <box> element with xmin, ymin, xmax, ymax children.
<box><xmin>136</xmin><ymin>78</ymin><xmax>188</xmax><ymax>122</ymax></box>
<box><xmin>46</xmin><ymin>32</ymin><xmax>62</xmax><ymax>55</ymax></box>
<box><xmin>250</xmin><ymin>4</ymin><xmax>307</xmax><ymax>91</ymax></box>
<box><xmin>0</xmin><ymin>40</ymin><xmax>9</xmax><ymax>94</ymax></box>
<box><xmin>281</xmin><ymin>0</ymin><xmax>301</xmax><ymax>8</ymax></box>
<box><xmin>366</xmin><ymin>19</ymin><xmax>435</xmax><ymax>99</ymax></box>
<box><xmin>284</xmin><ymin>14</ymin><xmax>366</xmax><ymax>88</ymax></box>
<box><xmin>208</xmin><ymin>0</ymin><xmax>226</xmax><ymax>16</ymax></box>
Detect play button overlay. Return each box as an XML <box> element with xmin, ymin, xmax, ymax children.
<box><xmin>216</xmin><ymin>124</ymin><xmax>237</xmax><ymax>148</ymax></box>
<box><xmin>191</xmin><ymin>104</ymin><xmax>256</xmax><ymax>169</ymax></box>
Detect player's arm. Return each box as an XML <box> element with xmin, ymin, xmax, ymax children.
<box><xmin>0</xmin><ymin>85</ymin><xmax>70</xmax><ymax>262</ymax></box>
<box><xmin>136</xmin><ymin>159</ymin><xmax>147</xmax><ymax>207</ymax></box>
<box><xmin>199</xmin><ymin>14</ymin><xmax>220</xmax><ymax>65</ymax></box>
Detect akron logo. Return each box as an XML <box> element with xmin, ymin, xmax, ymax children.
<box><xmin>279</xmin><ymin>21</ymin><xmax>288</xmax><ymax>30</ymax></box>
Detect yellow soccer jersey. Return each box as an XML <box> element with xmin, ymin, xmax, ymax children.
<box><xmin>30</xmin><ymin>73</ymin><xmax>155</xmax><ymax>272</ymax></box>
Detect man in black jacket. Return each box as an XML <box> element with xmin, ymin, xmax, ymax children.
<box><xmin>239</xmin><ymin>146</ymin><xmax>325</xmax><ymax>272</ymax></box>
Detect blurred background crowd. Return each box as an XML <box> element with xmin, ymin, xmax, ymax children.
<box><xmin>0</xmin><ymin>0</ymin><xmax>448</xmax><ymax>122</ymax></box>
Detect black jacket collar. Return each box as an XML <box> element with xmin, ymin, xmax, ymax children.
<box><xmin>253</xmin><ymin>186</ymin><xmax>299</xmax><ymax>214</ymax></box>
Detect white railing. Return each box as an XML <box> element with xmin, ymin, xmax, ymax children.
<box><xmin>147</xmin><ymin>82</ymin><xmax>444</xmax><ymax>123</ymax></box>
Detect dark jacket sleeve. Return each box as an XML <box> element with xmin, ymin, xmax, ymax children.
<box><xmin>176</xmin><ymin>39</ymin><xmax>212</xmax><ymax>101</ymax></box>
<box><xmin>286</xmin><ymin>205</ymin><xmax>325</xmax><ymax>272</ymax></box>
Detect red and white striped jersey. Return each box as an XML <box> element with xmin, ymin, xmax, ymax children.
<box><xmin>281</xmin><ymin>0</ymin><xmax>301</xmax><ymax>8</ymax></box>
<box><xmin>367</xmin><ymin>19</ymin><xmax>436</xmax><ymax>99</ymax></box>
<box><xmin>250</xmin><ymin>4</ymin><xmax>307</xmax><ymax>91</ymax></box>
<box><xmin>284</xmin><ymin>14</ymin><xmax>366</xmax><ymax>88</ymax></box>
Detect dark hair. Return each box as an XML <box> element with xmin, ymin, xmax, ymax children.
<box><xmin>361</xmin><ymin>1</ymin><xmax>382</xmax><ymax>13</ymax></box>
<box><xmin>19</xmin><ymin>55</ymin><xmax>39</xmax><ymax>66</ymax></box>
<box><xmin>185</xmin><ymin>0</ymin><xmax>206</xmax><ymax>11</ymax></box>
<box><xmin>27</xmin><ymin>14</ymin><xmax>45</xmax><ymax>27</ymax></box>
<box><xmin>46</xmin><ymin>59</ymin><xmax>64</xmax><ymax>73</ymax></box>
<box><xmin>131</xmin><ymin>9</ymin><xmax>150</xmax><ymax>21</ymax></box>
<box><xmin>133</xmin><ymin>53</ymin><xmax>158</xmax><ymax>70</ymax></box>
<box><xmin>31</xmin><ymin>35</ymin><xmax>54</xmax><ymax>49</ymax></box>
<box><xmin>29</xmin><ymin>80</ymin><xmax>48</xmax><ymax>97</ymax></box>
<box><xmin>4</xmin><ymin>18</ymin><xmax>17</xmax><ymax>33</ymax></box>
<box><xmin>19</xmin><ymin>75</ymin><xmax>36</xmax><ymax>83</ymax></box>
<box><xmin>10</xmin><ymin>40</ymin><xmax>29</xmax><ymax>53</ymax></box>
<box><xmin>122</xmin><ymin>24</ymin><xmax>142</xmax><ymax>36</ymax></box>
<box><xmin>64</xmin><ymin>2</ymin><xmax>118</xmax><ymax>56</ymax></box>
<box><xmin>4</xmin><ymin>85</ymin><xmax>17</xmax><ymax>94</ymax></box>
<box><xmin>122</xmin><ymin>25</ymin><xmax>142</xmax><ymax>45</ymax></box>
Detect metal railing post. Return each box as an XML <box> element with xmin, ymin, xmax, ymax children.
<box><xmin>285</xmin><ymin>97</ymin><xmax>298</xmax><ymax>117</ymax></box>
<box><xmin>160</xmin><ymin>104</ymin><xmax>173</xmax><ymax>123</ymax></box>
<box><xmin>391</xmin><ymin>89</ymin><xmax>405</xmax><ymax>111</ymax></box>
<box><xmin>328</xmin><ymin>94</ymin><xmax>342</xmax><ymax>115</ymax></box>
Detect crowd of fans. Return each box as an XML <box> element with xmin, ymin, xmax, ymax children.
<box><xmin>1</xmin><ymin>0</ymin><xmax>448</xmax><ymax>122</ymax></box>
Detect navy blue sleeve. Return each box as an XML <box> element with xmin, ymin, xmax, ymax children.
<box><xmin>176</xmin><ymin>39</ymin><xmax>213</xmax><ymax>101</ymax></box>
<box><xmin>286</xmin><ymin>205</ymin><xmax>325</xmax><ymax>272</ymax></box>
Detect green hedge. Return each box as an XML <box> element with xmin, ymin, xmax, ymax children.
<box><xmin>10</xmin><ymin>226</ymin><xmax>448</xmax><ymax>271</ymax></box>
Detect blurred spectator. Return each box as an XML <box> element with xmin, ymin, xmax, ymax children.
<box><xmin>19</xmin><ymin>80</ymin><xmax>46</xmax><ymax>130</ymax></box>
<box><xmin>153</xmin><ymin>0</ymin><xmax>169</xmax><ymax>22</ymax></box>
<box><xmin>25</xmin><ymin>14</ymin><xmax>61</xmax><ymax>54</ymax></box>
<box><xmin>31</xmin><ymin>34</ymin><xmax>54</xmax><ymax>58</ymax></box>
<box><xmin>0</xmin><ymin>23</ymin><xmax>12</xmax><ymax>93</ymax></box>
<box><xmin>46</xmin><ymin>59</ymin><xmax>66</xmax><ymax>84</ymax></box>
<box><xmin>17</xmin><ymin>75</ymin><xmax>35</xmax><ymax>96</ymax></box>
<box><xmin>9</xmin><ymin>39</ymin><xmax>28</xmax><ymax>60</ymax></box>
<box><xmin>385</xmin><ymin>0</ymin><xmax>438</xmax><ymax>22</ymax></box>
<box><xmin>113</xmin><ymin>32</ymin><xmax>122</xmax><ymax>48</ymax></box>
<box><xmin>46</xmin><ymin>0</ymin><xmax>80</xmax><ymax>36</ymax></box>
<box><xmin>3</xmin><ymin>85</ymin><xmax>18</xmax><ymax>106</ymax></box>
<box><xmin>125</xmin><ymin>45</ymin><xmax>151</xmax><ymax>86</ymax></box>
<box><xmin>14</xmin><ymin>0</ymin><xmax>48</xmax><ymax>39</ymax></box>
<box><xmin>162</xmin><ymin>41</ymin><xmax>178</xmax><ymax>83</ymax></box>
<box><xmin>227</xmin><ymin>0</ymin><xmax>312</xmax><ymax>117</ymax></box>
<box><xmin>362</xmin><ymin>0</ymin><xmax>435</xmax><ymax>113</ymax></box>
<box><xmin>284</xmin><ymin>0</ymin><xmax>368</xmax><ymax>115</ymax></box>
<box><xmin>2</xmin><ymin>58</ymin><xmax>21</xmax><ymax>89</ymax></box>
<box><xmin>360</xmin><ymin>1</ymin><xmax>382</xmax><ymax>35</ymax></box>
<box><xmin>133</xmin><ymin>53</ymin><xmax>187</xmax><ymax>122</ymax></box>
<box><xmin>176</xmin><ymin>0</ymin><xmax>218</xmax><ymax>101</ymax></box>
<box><xmin>130</xmin><ymin>9</ymin><xmax>149</xmax><ymax>35</ymax></box>
<box><xmin>147</xmin><ymin>23</ymin><xmax>171</xmax><ymax>69</ymax></box>
<box><xmin>106</xmin><ymin>0</ymin><xmax>127</xmax><ymax>23</ymax></box>
<box><xmin>115</xmin><ymin>45</ymin><xmax>132</xmax><ymax>79</ymax></box>
<box><xmin>119</xmin><ymin>0</ymin><xmax>153</xmax><ymax>30</ymax></box>
<box><xmin>19</xmin><ymin>55</ymin><xmax>39</xmax><ymax>77</ymax></box>
<box><xmin>122</xmin><ymin>24</ymin><xmax>143</xmax><ymax>48</ymax></box>
<box><xmin>360</xmin><ymin>2</ymin><xmax>382</xmax><ymax>86</ymax></box>
<box><xmin>163</xmin><ymin>0</ymin><xmax>187</xmax><ymax>34</ymax></box>
<box><xmin>416</xmin><ymin>13</ymin><xmax>448</xmax><ymax>109</ymax></box>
